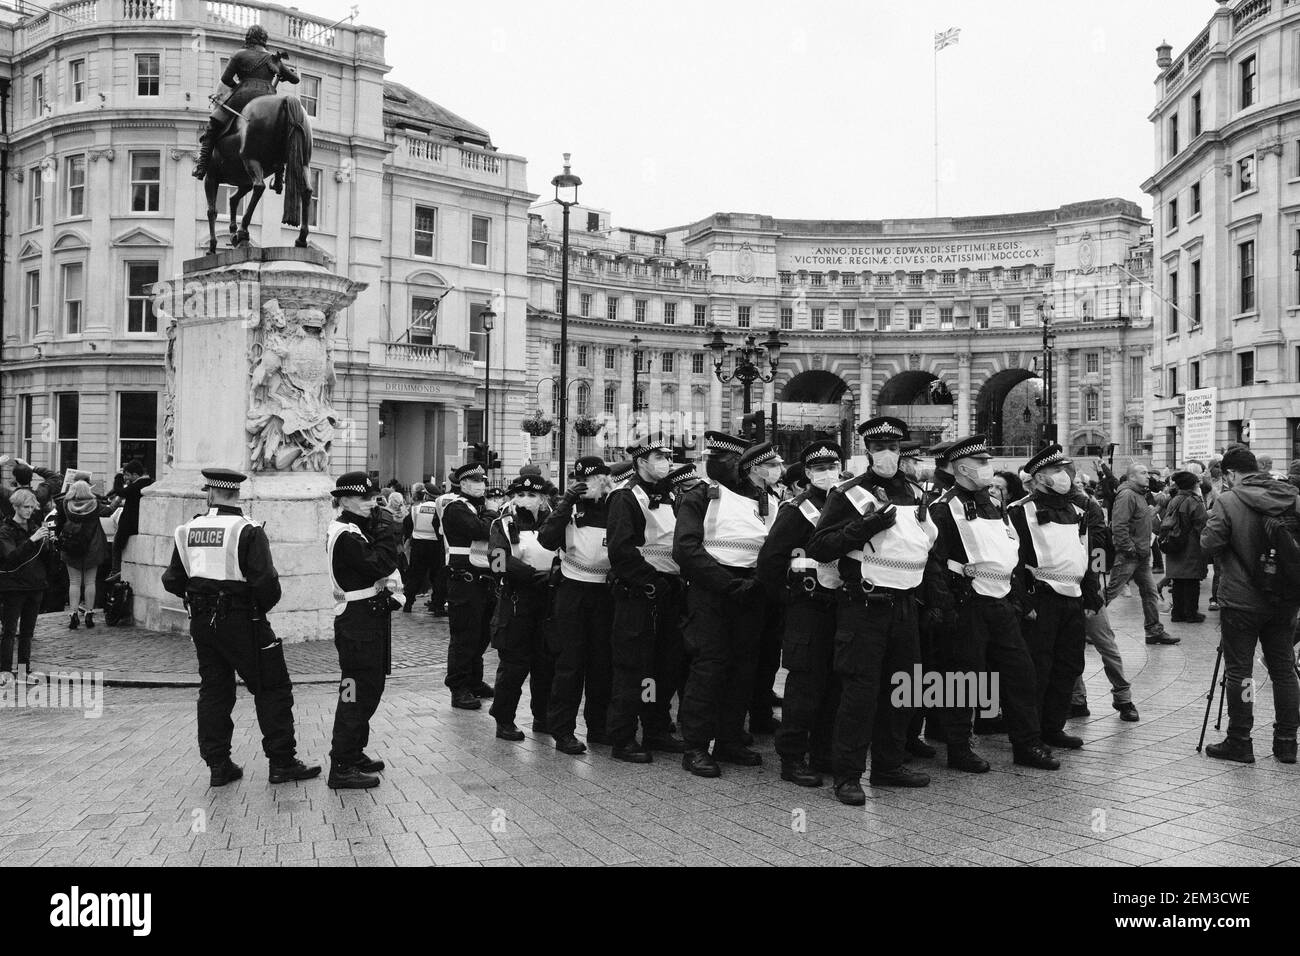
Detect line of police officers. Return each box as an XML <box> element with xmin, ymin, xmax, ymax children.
<box><xmin>168</xmin><ymin>417</ymin><xmax>1107</xmax><ymax>802</ymax></box>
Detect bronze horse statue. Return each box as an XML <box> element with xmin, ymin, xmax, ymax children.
<box><xmin>201</xmin><ymin>92</ymin><xmax>313</xmax><ymax>255</ymax></box>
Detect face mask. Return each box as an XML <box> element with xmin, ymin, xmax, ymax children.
<box><xmin>645</xmin><ymin>459</ymin><xmax>673</xmax><ymax>482</ymax></box>
<box><xmin>959</xmin><ymin>461</ymin><xmax>994</xmax><ymax>487</ymax></box>
<box><xmin>753</xmin><ymin>464</ymin><xmax>783</xmax><ymax>488</ymax></box>
<box><xmin>871</xmin><ymin>451</ymin><xmax>899</xmax><ymax>479</ymax></box>
<box><xmin>1047</xmin><ymin>472</ymin><xmax>1072</xmax><ymax>495</ymax></box>
<box><xmin>809</xmin><ymin>470</ymin><xmax>838</xmax><ymax>491</ymax></box>
<box><xmin>461</xmin><ymin>481</ymin><xmax>486</xmax><ymax>499</ymax></box>
<box><xmin>706</xmin><ymin>457</ymin><xmax>737</xmax><ymax>485</ymax></box>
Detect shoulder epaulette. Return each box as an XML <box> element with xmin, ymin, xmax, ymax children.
<box><xmin>1008</xmin><ymin>494</ymin><xmax>1034</xmax><ymax>511</ymax></box>
<box><xmin>706</xmin><ymin>482</ymin><xmax>721</xmax><ymax>501</ymax></box>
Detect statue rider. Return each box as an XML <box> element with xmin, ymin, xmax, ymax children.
<box><xmin>194</xmin><ymin>25</ymin><xmax>301</xmax><ymax>180</ymax></box>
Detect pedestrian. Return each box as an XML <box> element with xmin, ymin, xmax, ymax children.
<box><xmin>0</xmin><ymin>489</ymin><xmax>56</xmax><ymax>686</ymax></box>
<box><xmin>324</xmin><ymin>471</ymin><xmax>403</xmax><ymax>788</ymax></box>
<box><xmin>109</xmin><ymin>459</ymin><xmax>155</xmax><ymax>575</ymax></box>
<box><xmin>1008</xmin><ymin>446</ymin><xmax>1104</xmax><ymax>755</ymax></box>
<box><xmin>1200</xmin><ymin>445</ymin><xmax>1300</xmax><ymax>764</ymax></box>
<box><xmin>1161</xmin><ymin>470</ymin><xmax>1209</xmax><ymax>623</ymax></box>
<box><xmin>990</xmin><ymin>470</ymin><xmax>1025</xmax><ymax>510</ymax></box>
<box><xmin>441</xmin><ymin>462</ymin><xmax>498</xmax><ymax>710</ymax></box>
<box><xmin>1106</xmin><ymin>462</ymin><xmax>1177</xmax><ymax>645</ymax></box>
<box><xmin>160</xmin><ymin>468</ymin><xmax>320</xmax><ymax>788</ymax></box>
<box><xmin>1287</xmin><ymin>460</ymin><xmax>1300</xmax><ymax>495</ymax></box>
<box><xmin>538</xmin><ymin>457</ymin><xmax>616</xmax><ymax>754</ymax></box>
<box><xmin>487</xmin><ymin>471</ymin><xmax>558</xmax><ymax>740</ymax></box>
<box><xmin>0</xmin><ymin>459</ymin><xmax>60</xmax><ymax>520</ymax></box>
<box><xmin>57</xmin><ymin>480</ymin><xmax>115</xmax><ymax>630</ymax></box>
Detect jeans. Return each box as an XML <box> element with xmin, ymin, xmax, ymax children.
<box><xmin>1071</xmin><ymin>605</ymin><xmax>1133</xmax><ymax>706</ymax></box>
<box><xmin>1220</xmin><ymin>603</ymin><xmax>1300</xmax><ymax>742</ymax></box>
<box><xmin>67</xmin><ymin>565</ymin><xmax>97</xmax><ymax>616</ymax></box>
<box><xmin>1105</xmin><ymin>552</ymin><xmax>1164</xmax><ymax>637</ymax></box>
<box><xmin>0</xmin><ymin>590</ymin><xmax>41</xmax><ymax>672</ymax></box>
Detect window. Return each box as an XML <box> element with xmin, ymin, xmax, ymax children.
<box><xmin>129</xmin><ymin>151</ymin><xmax>161</xmax><ymax>212</ymax></box>
<box><xmin>1238</xmin><ymin>155</ymin><xmax>1255</xmax><ymax>193</ymax></box>
<box><xmin>551</xmin><ymin>342</ymin><xmax>561</xmax><ymax>365</ymax></box>
<box><xmin>810</xmin><ymin>273</ymin><xmax>824</xmax><ymax>287</ymax></box>
<box><xmin>664</xmin><ymin>302</ymin><xmax>676</xmax><ymax>325</ymax></box>
<box><xmin>61</xmin><ymin>263</ymin><xmax>84</xmax><ymax>334</ymax></box>
<box><xmin>635</xmin><ymin>299</ymin><xmax>647</xmax><ymax>323</ymax></box>
<box><xmin>1168</xmin><ymin>269</ymin><xmax>1179</xmax><ymax>334</ymax></box>
<box><xmin>118</xmin><ymin>392</ymin><xmax>158</xmax><ymax>478</ymax></box>
<box><xmin>976</xmin><ymin>270</ymin><xmax>989</xmax><ymax>284</ymax></box>
<box><xmin>409</xmin><ymin>295</ymin><xmax>438</xmax><ymax>345</ymax></box>
<box><xmin>1169</xmin><ymin>366</ymin><xmax>1179</xmax><ymax>398</ymax></box>
<box><xmin>1239</xmin><ymin>240</ymin><xmax>1255</xmax><ymax>312</ymax></box>
<box><xmin>908</xmin><ymin>273</ymin><xmax>923</xmax><ymax>287</ymax></box>
<box><xmin>1129</xmin><ymin>355</ymin><xmax>1143</xmax><ymax>396</ymax></box>
<box><xmin>608</xmin><ymin>298</ymin><xmax>620</xmax><ymax>322</ymax></box>
<box><xmin>842</xmin><ymin>273</ymin><xmax>858</xmax><ymax>287</ymax></box>
<box><xmin>1168</xmin><ymin>198</ymin><xmax>1178</xmax><ymax>230</ymax></box>
<box><xmin>1007</xmin><ymin>268</ymin><xmax>1021</xmax><ymax>282</ymax></box>
<box><xmin>975</xmin><ymin>306</ymin><xmax>989</xmax><ymax>330</ymax></box>
<box><xmin>56</xmin><ymin>393</ymin><xmax>79</xmax><ymax>471</ymax></box>
<box><xmin>468</xmin><ymin>303</ymin><xmax>491</xmax><ymax>361</ymax></box>
<box><xmin>842</xmin><ymin>308</ymin><xmax>856</xmax><ymax>330</ymax></box>
<box><xmin>577</xmin><ymin>345</ymin><xmax>588</xmax><ymax>368</ymax></box>
<box><xmin>1191</xmin><ymin>182</ymin><xmax>1201</xmax><ymax>216</ymax></box>
<box><xmin>470</xmin><ymin>215</ymin><xmax>490</xmax><ymax>266</ymax></box>
<box><xmin>28</xmin><ymin>169</ymin><xmax>42</xmax><ymax>228</ymax></box>
<box><xmin>738</xmin><ymin>305</ymin><xmax>751</xmax><ymax>328</ymax></box>
<box><xmin>1129</xmin><ymin>423</ymin><xmax>1144</xmax><ymax>455</ymax></box>
<box><xmin>304</xmin><ymin>167</ymin><xmax>322</xmax><ymax>228</ymax></box>
<box><xmin>70</xmin><ymin>59</ymin><xmax>85</xmax><ymax>103</ymax></box>
<box><xmin>908</xmin><ymin>308</ymin><xmax>922</xmax><ymax>330</ymax></box>
<box><xmin>780</xmin><ymin>307</ymin><xmax>793</xmax><ymax>330</ymax></box>
<box><xmin>940</xmin><ymin>271</ymin><xmax>956</xmax><ymax>286</ymax></box>
<box><xmin>65</xmin><ymin>155</ymin><xmax>86</xmax><ymax>217</ymax></box>
<box><xmin>1191</xmin><ymin>360</ymin><xmax>1202</xmax><ymax>390</ymax></box>
<box><xmin>603</xmin><ymin>385</ymin><xmax>617</xmax><ymax>415</ymax></box>
<box><xmin>662</xmin><ymin>352</ymin><xmax>674</xmax><ymax>373</ymax></box>
<box><xmin>1191</xmin><ymin>259</ymin><xmax>1202</xmax><ymax>326</ymax></box>
<box><xmin>1239</xmin><ymin>350</ymin><xmax>1255</xmax><ymax>387</ymax></box>
<box><xmin>877</xmin><ymin>308</ymin><xmax>891</xmax><ymax>330</ymax></box>
<box><xmin>586</xmin><ymin>212</ymin><xmax>600</xmax><ymax>232</ymax></box>
<box><xmin>136</xmin><ymin>54</ymin><xmax>160</xmax><ymax>97</ymax></box>
<box><xmin>1192</xmin><ymin>91</ymin><xmax>1202</xmax><ymax>136</ymax></box>
<box><xmin>413</xmin><ymin>205</ymin><xmax>437</xmax><ymax>257</ymax></box>
<box><xmin>31</xmin><ymin>72</ymin><xmax>44</xmax><ymax>115</ymax></box>
<box><xmin>633</xmin><ymin>351</ymin><xmax>645</xmax><ymax>373</ymax></box>
<box><xmin>811</xmin><ymin>308</ymin><xmax>824</xmax><ymax>331</ymax></box>
<box><xmin>1169</xmin><ymin>113</ymin><xmax>1179</xmax><ymax>157</ymax></box>
<box><xmin>24</xmin><ymin>270</ymin><xmax>39</xmax><ymax>339</ymax></box>
<box><xmin>125</xmin><ymin>262</ymin><xmax>159</xmax><ymax>334</ymax></box>
<box><xmin>1085</xmin><ymin>391</ymin><xmax>1099</xmax><ymax>422</ymax></box>
<box><xmin>580</xmin><ymin>293</ymin><xmax>592</xmax><ymax>318</ymax></box>
<box><xmin>554</xmin><ymin>289</ymin><xmax>565</xmax><ymax>314</ymax></box>
<box><xmin>299</xmin><ymin>74</ymin><xmax>320</xmax><ymax>117</ymax></box>
<box><xmin>1085</xmin><ymin>353</ymin><xmax>1099</xmax><ymax>375</ymax></box>
<box><xmin>19</xmin><ymin>395</ymin><xmax>34</xmax><ymax>464</ymax></box>
<box><xmin>939</xmin><ymin>307</ymin><xmax>954</xmax><ymax>330</ymax></box>
<box><xmin>692</xmin><ymin>352</ymin><xmax>705</xmax><ymax>374</ymax></box>
<box><xmin>1241</xmin><ymin>54</ymin><xmax>1257</xmax><ymax>109</ymax></box>
<box><xmin>693</xmin><ymin>303</ymin><xmax>705</xmax><ymax>326</ymax></box>
<box><xmin>779</xmin><ymin>271</ymin><xmax>792</xmax><ymax>286</ymax></box>
<box><xmin>875</xmin><ymin>274</ymin><xmax>892</xmax><ymax>288</ymax></box>
<box><xmin>1006</xmin><ymin>305</ymin><xmax>1021</xmax><ymax>328</ymax></box>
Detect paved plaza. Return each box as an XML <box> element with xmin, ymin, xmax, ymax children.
<box><xmin>1</xmin><ymin>589</ymin><xmax>1298</xmax><ymax>868</ymax></box>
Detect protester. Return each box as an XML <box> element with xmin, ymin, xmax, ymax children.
<box><xmin>109</xmin><ymin>459</ymin><xmax>154</xmax><ymax>574</ymax></box>
<box><xmin>57</xmin><ymin>480</ymin><xmax>115</xmax><ymax>629</ymax></box>
<box><xmin>1107</xmin><ymin>463</ymin><xmax>1176</xmax><ymax>645</ymax></box>
<box><xmin>1159</xmin><ymin>471</ymin><xmax>1208</xmax><ymax>623</ymax></box>
<box><xmin>0</xmin><ymin>489</ymin><xmax>55</xmax><ymax>685</ymax></box>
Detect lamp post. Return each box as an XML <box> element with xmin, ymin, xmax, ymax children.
<box><xmin>1036</xmin><ymin>298</ymin><xmax>1057</xmax><ymax>448</ymax></box>
<box><xmin>630</xmin><ymin>334</ymin><xmax>651</xmax><ymax>419</ymax></box>
<box><xmin>550</xmin><ymin>154</ymin><xmax>582</xmax><ymax>491</ymax></box>
<box><xmin>480</xmin><ymin>302</ymin><xmax>496</xmax><ymax>469</ymax></box>
<box><xmin>706</xmin><ymin>326</ymin><xmax>785</xmax><ymax>425</ymax></box>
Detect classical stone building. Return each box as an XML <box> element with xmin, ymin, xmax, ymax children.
<box><xmin>527</xmin><ymin>199</ymin><xmax>1154</xmax><ymax>470</ymax></box>
<box><xmin>1143</xmin><ymin>0</ymin><xmax>1300</xmax><ymax>467</ymax></box>
<box><xmin>0</xmin><ymin>0</ymin><xmax>534</xmax><ymax>490</ymax></box>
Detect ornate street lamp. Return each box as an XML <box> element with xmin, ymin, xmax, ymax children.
<box><xmin>550</xmin><ymin>154</ymin><xmax>582</xmax><ymax>490</ymax></box>
<box><xmin>1036</xmin><ymin>297</ymin><xmax>1057</xmax><ymax>448</ymax></box>
<box><xmin>480</xmin><ymin>302</ymin><xmax>496</xmax><ymax>467</ymax></box>
<box><xmin>707</xmin><ymin>326</ymin><xmax>786</xmax><ymax>418</ymax></box>
<box><xmin>630</xmin><ymin>334</ymin><xmax>651</xmax><ymax>417</ymax></box>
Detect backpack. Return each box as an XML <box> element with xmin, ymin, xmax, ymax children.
<box><xmin>1253</xmin><ymin>507</ymin><xmax>1300</xmax><ymax>599</ymax></box>
<box><xmin>58</xmin><ymin>515</ymin><xmax>96</xmax><ymax>560</ymax></box>
<box><xmin>1157</xmin><ymin>507</ymin><xmax>1188</xmax><ymax>555</ymax></box>
<box><xmin>104</xmin><ymin>578</ymin><xmax>134</xmax><ymax>626</ymax></box>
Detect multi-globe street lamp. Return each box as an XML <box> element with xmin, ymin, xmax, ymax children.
<box><xmin>550</xmin><ymin>154</ymin><xmax>582</xmax><ymax>491</ymax></box>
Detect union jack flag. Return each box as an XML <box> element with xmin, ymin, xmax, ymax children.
<box><xmin>935</xmin><ymin>27</ymin><xmax>961</xmax><ymax>51</ymax></box>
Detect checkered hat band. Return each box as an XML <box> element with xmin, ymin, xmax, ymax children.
<box><xmin>745</xmin><ymin>450</ymin><xmax>779</xmax><ymax>468</ymax></box>
<box><xmin>705</xmin><ymin>437</ymin><xmax>747</xmax><ymax>453</ymax></box>
<box><xmin>205</xmin><ymin>479</ymin><xmax>241</xmax><ymax>489</ymax></box>
<box><xmin>859</xmin><ymin>424</ymin><xmax>904</xmax><ymax>439</ymax></box>
<box><xmin>1030</xmin><ymin>451</ymin><xmax>1067</xmax><ymax>471</ymax></box>
<box><xmin>951</xmin><ymin>442</ymin><xmax>990</xmax><ymax>458</ymax></box>
<box><xmin>632</xmin><ymin>443</ymin><xmax>673</xmax><ymax>459</ymax></box>
<box><xmin>335</xmin><ymin>484</ymin><xmax>368</xmax><ymax>494</ymax></box>
<box><xmin>458</xmin><ymin>467</ymin><xmax>485</xmax><ymax>479</ymax></box>
<box><xmin>805</xmin><ymin>448</ymin><xmax>839</xmax><ymax>463</ymax></box>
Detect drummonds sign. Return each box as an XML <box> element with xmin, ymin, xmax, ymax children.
<box><xmin>781</xmin><ymin>234</ymin><xmax>1052</xmax><ymax>271</ymax></box>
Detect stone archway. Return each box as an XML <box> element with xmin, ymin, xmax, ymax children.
<box><xmin>782</xmin><ymin>369</ymin><xmax>850</xmax><ymax>404</ymax></box>
<box><xmin>975</xmin><ymin>368</ymin><xmax>1038</xmax><ymax>449</ymax></box>
<box><xmin>876</xmin><ymin>370</ymin><xmax>953</xmax><ymax>448</ymax></box>
<box><xmin>778</xmin><ymin>370</ymin><xmax>852</xmax><ymax>462</ymax></box>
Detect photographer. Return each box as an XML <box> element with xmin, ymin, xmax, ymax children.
<box><xmin>0</xmin><ymin>489</ymin><xmax>56</xmax><ymax>685</ymax></box>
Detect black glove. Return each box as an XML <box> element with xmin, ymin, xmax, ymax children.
<box><xmin>726</xmin><ymin>577</ymin><xmax>757</xmax><ymax>599</ymax></box>
<box><xmin>849</xmin><ymin>502</ymin><xmax>897</xmax><ymax>540</ymax></box>
<box><xmin>563</xmin><ymin>482</ymin><xmax>588</xmax><ymax>505</ymax></box>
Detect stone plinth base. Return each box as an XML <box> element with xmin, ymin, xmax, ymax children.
<box><xmin>123</xmin><ymin>470</ymin><xmax>337</xmax><ymax>643</ymax></box>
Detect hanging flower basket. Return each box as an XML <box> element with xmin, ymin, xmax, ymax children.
<box><xmin>573</xmin><ymin>415</ymin><xmax>602</xmax><ymax>437</ymax></box>
<box><xmin>521</xmin><ymin>411</ymin><xmax>554</xmax><ymax>437</ymax></box>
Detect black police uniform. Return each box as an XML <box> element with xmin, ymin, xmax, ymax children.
<box><xmin>403</xmin><ymin>496</ymin><xmax>441</xmax><ymax>612</ymax></box>
<box><xmin>442</xmin><ymin>484</ymin><xmax>496</xmax><ymax>703</ymax></box>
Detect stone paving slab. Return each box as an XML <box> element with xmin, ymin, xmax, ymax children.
<box><xmin>1</xmin><ymin>590</ymin><xmax>1298</xmax><ymax>867</ymax></box>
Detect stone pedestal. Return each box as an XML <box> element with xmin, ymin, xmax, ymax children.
<box><xmin>124</xmin><ymin>247</ymin><xmax>367</xmax><ymax>642</ymax></box>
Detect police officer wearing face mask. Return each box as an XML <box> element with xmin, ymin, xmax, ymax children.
<box><xmin>442</xmin><ymin>462</ymin><xmax>498</xmax><ymax>710</ymax></box>
<box><xmin>757</xmin><ymin>440</ymin><xmax>846</xmax><ymax>788</ymax></box>
<box><xmin>742</xmin><ymin>443</ymin><xmax>788</xmax><ymax>737</ymax></box>
<box><xmin>487</xmin><ymin>473</ymin><xmax>559</xmax><ymax>740</ymax></box>
<box><xmin>806</xmin><ymin>418</ymin><xmax>935</xmax><ymax>804</ymax></box>
<box><xmin>605</xmin><ymin>435</ymin><xmax>690</xmax><ymax>763</ymax></box>
<box><xmin>538</xmin><ymin>456</ymin><xmax>616</xmax><ymax>755</ymax></box>
<box><xmin>928</xmin><ymin>435</ymin><xmax>1058</xmax><ymax>773</ymax></box>
<box><xmin>1007</xmin><ymin>446</ymin><xmax>1103</xmax><ymax>754</ymax></box>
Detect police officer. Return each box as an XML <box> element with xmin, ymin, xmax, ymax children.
<box><xmin>758</xmin><ymin>440</ymin><xmax>846</xmax><ymax>788</ymax></box>
<box><xmin>674</xmin><ymin>433</ymin><xmax>778</xmax><ymax>778</ymax></box>
<box><xmin>668</xmin><ymin>463</ymin><xmax>704</xmax><ymax>498</ymax></box>
<box><xmin>1007</xmin><ymin>445</ymin><xmax>1102</xmax><ymax>752</ymax></box>
<box><xmin>781</xmin><ymin>462</ymin><xmax>808</xmax><ymax>499</ymax></box>
<box><xmin>901</xmin><ymin>441</ymin><xmax>944</xmax><ymax>755</ymax></box>
<box><xmin>488</xmin><ymin>472</ymin><xmax>559</xmax><ymax>740</ymax></box>
<box><xmin>745</xmin><ymin>443</ymin><xmax>788</xmax><ymax>737</ymax></box>
<box><xmin>539</xmin><ymin>456</ymin><xmax>616</xmax><ymax>755</ymax></box>
<box><xmin>606</xmin><ymin>435</ymin><xmax>689</xmax><ymax>764</ymax></box>
<box><xmin>806</xmin><ymin>418</ymin><xmax>934</xmax><ymax>804</ymax></box>
<box><xmin>928</xmin><ymin>435</ymin><xmax>1058</xmax><ymax>772</ymax></box>
<box><xmin>442</xmin><ymin>462</ymin><xmax>497</xmax><ymax>709</ymax></box>
<box><xmin>609</xmin><ymin>459</ymin><xmax>636</xmax><ymax>495</ymax></box>
<box><xmin>325</xmin><ymin>472</ymin><xmax>403</xmax><ymax>789</ymax></box>
<box><xmin>403</xmin><ymin>484</ymin><xmax>440</xmax><ymax>613</ymax></box>
<box><xmin>162</xmin><ymin>468</ymin><xmax>319</xmax><ymax>788</ymax></box>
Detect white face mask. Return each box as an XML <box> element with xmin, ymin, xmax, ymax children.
<box><xmin>645</xmin><ymin>458</ymin><xmax>673</xmax><ymax>482</ymax></box>
<box><xmin>809</xmin><ymin>470</ymin><xmax>838</xmax><ymax>491</ymax></box>
<box><xmin>752</xmin><ymin>464</ymin><xmax>783</xmax><ymax>488</ymax></box>
<box><xmin>959</xmin><ymin>461</ymin><xmax>994</xmax><ymax>487</ymax></box>
<box><xmin>871</xmin><ymin>451</ymin><xmax>899</xmax><ymax>479</ymax></box>
<box><xmin>1046</xmin><ymin>472</ymin><xmax>1072</xmax><ymax>495</ymax></box>
<box><xmin>461</xmin><ymin>480</ymin><xmax>486</xmax><ymax>499</ymax></box>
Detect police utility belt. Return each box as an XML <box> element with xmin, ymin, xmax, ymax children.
<box><xmin>612</xmin><ymin>572</ymin><xmax>680</xmax><ymax>601</ymax></box>
<box><xmin>947</xmin><ymin>560</ymin><xmax>1012</xmax><ymax>587</ymax></box>
<box><xmin>841</xmin><ymin>579</ymin><xmax>915</xmax><ymax>606</ymax></box>
<box><xmin>337</xmin><ymin>584</ymin><xmax>402</xmax><ymax>617</ymax></box>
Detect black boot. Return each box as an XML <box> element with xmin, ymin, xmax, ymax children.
<box><xmin>834</xmin><ymin>777</ymin><xmax>866</xmax><ymax>806</ymax></box>
<box><xmin>193</xmin><ymin>133</ymin><xmax>214</xmax><ymax>180</ymax></box>
<box><xmin>209</xmin><ymin>759</ymin><xmax>243</xmax><ymax>787</ymax></box>
<box><xmin>611</xmin><ymin>741</ymin><xmax>653</xmax><ymax>764</ymax></box>
<box><xmin>1272</xmin><ymin>738</ymin><xmax>1297</xmax><ymax>764</ymax></box>
<box><xmin>643</xmin><ymin>733</ymin><xmax>687</xmax><ymax>753</ymax></box>
<box><xmin>554</xmin><ymin>734</ymin><xmax>586</xmax><ymax>755</ymax></box>
<box><xmin>869</xmin><ymin>765</ymin><xmax>931</xmax><ymax>788</ymax></box>
<box><xmin>356</xmin><ymin>753</ymin><xmax>385</xmax><ymax>773</ymax></box>
<box><xmin>473</xmin><ymin>682</ymin><xmax>495</xmax><ymax>699</ymax></box>
<box><xmin>947</xmin><ymin>746</ymin><xmax>990</xmax><ymax>774</ymax></box>
<box><xmin>451</xmin><ymin>688</ymin><xmax>481</xmax><ymax>710</ymax></box>
<box><xmin>905</xmin><ymin>736</ymin><xmax>936</xmax><ymax>758</ymax></box>
<box><xmin>682</xmin><ymin>748</ymin><xmax>721</xmax><ymax>778</ymax></box>
<box><xmin>1041</xmin><ymin>730</ymin><xmax>1084</xmax><ymax>750</ymax></box>
<box><xmin>328</xmin><ymin>763</ymin><xmax>380</xmax><ymax>789</ymax></box>
<box><xmin>713</xmin><ymin>743</ymin><xmax>762</xmax><ymax>766</ymax></box>
<box><xmin>1205</xmin><ymin>737</ymin><xmax>1255</xmax><ymax>764</ymax></box>
<box><xmin>495</xmin><ymin>722</ymin><xmax>525</xmax><ymax>742</ymax></box>
<box><xmin>779</xmin><ymin>757</ymin><xmax>824</xmax><ymax>788</ymax></box>
<box><xmin>1013</xmin><ymin>743</ymin><xmax>1061</xmax><ymax>770</ymax></box>
<box><xmin>268</xmin><ymin>759</ymin><xmax>322</xmax><ymax>784</ymax></box>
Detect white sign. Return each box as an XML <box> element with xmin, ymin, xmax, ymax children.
<box><xmin>1183</xmin><ymin>387</ymin><xmax>1216</xmax><ymax>461</ymax></box>
<box><xmin>777</xmin><ymin>402</ymin><xmax>842</xmax><ymax>428</ymax></box>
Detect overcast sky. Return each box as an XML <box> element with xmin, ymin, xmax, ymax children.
<box><xmin>307</xmin><ymin>0</ymin><xmax>1213</xmax><ymax>230</ymax></box>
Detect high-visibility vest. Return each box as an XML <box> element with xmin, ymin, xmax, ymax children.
<box><xmin>560</xmin><ymin>512</ymin><xmax>610</xmax><ymax>583</ymax></box>
<box><xmin>410</xmin><ymin>501</ymin><xmax>439</xmax><ymax>540</ymax></box>
<box><xmin>442</xmin><ymin>497</ymin><xmax>490</xmax><ymax>569</ymax></box>
<box><xmin>841</xmin><ymin>484</ymin><xmax>936</xmax><ymax>591</ymax></box>
<box><xmin>788</xmin><ymin>497</ymin><xmax>842</xmax><ymax>591</ymax></box>
<box><xmin>498</xmin><ymin>514</ymin><xmax>557</xmax><ymax>572</ymax></box>
<box><xmin>1020</xmin><ymin>500</ymin><xmax>1087</xmax><ymax>598</ymax></box>
<box><xmin>947</xmin><ymin>497</ymin><xmax>1020</xmax><ymax>599</ymax></box>
<box><xmin>632</xmin><ymin>484</ymin><xmax>679</xmax><ymax>575</ymax></box>
<box><xmin>702</xmin><ymin>482</ymin><xmax>768</xmax><ymax>569</ymax></box>
<box><xmin>326</xmin><ymin>520</ymin><xmax>404</xmax><ymax>616</ymax></box>
<box><xmin>175</xmin><ymin>510</ymin><xmax>252</xmax><ymax>583</ymax></box>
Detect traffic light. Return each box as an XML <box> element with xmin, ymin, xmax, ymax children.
<box><xmin>742</xmin><ymin>410</ymin><xmax>766</xmax><ymax>442</ymax></box>
<box><xmin>488</xmin><ymin>450</ymin><xmax>502</xmax><ymax>470</ymax></box>
<box><xmin>467</xmin><ymin>442</ymin><xmax>487</xmax><ymax>463</ymax></box>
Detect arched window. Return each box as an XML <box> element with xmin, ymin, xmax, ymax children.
<box><xmin>604</xmin><ymin>384</ymin><xmax>618</xmax><ymax>415</ymax></box>
<box><xmin>575</xmin><ymin>383</ymin><xmax>590</xmax><ymax>416</ymax></box>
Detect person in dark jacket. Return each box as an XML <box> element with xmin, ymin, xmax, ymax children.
<box><xmin>110</xmin><ymin>460</ymin><xmax>155</xmax><ymax>575</ymax></box>
<box><xmin>1161</xmin><ymin>471</ymin><xmax>1208</xmax><ymax>623</ymax></box>
<box><xmin>0</xmin><ymin>488</ymin><xmax>55</xmax><ymax>684</ymax></box>
<box><xmin>0</xmin><ymin>460</ymin><xmax>61</xmax><ymax>519</ymax></box>
<box><xmin>1106</xmin><ymin>463</ymin><xmax>1176</xmax><ymax>645</ymax></box>
<box><xmin>58</xmin><ymin>480</ymin><xmax>115</xmax><ymax>630</ymax></box>
<box><xmin>1200</xmin><ymin>445</ymin><xmax>1300</xmax><ymax>764</ymax></box>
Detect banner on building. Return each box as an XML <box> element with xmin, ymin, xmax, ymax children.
<box><xmin>1183</xmin><ymin>387</ymin><xmax>1216</xmax><ymax>462</ymax></box>
<box><xmin>776</xmin><ymin>403</ymin><xmax>843</xmax><ymax>428</ymax></box>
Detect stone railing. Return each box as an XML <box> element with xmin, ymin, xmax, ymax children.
<box><xmin>460</xmin><ymin>148</ymin><xmax>501</xmax><ymax>175</ymax></box>
<box><xmin>1233</xmin><ymin>0</ymin><xmax>1271</xmax><ymax>35</ymax></box>
<box><xmin>371</xmin><ymin>340</ymin><xmax>477</xmax><ymax>374</ymax></box>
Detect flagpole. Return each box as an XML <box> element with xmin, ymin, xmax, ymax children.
<box><xmin>934</xmin><ymin>40</ymin><xmax>939</xmax><ymax>216</ymax></box>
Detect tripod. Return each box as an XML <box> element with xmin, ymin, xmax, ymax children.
<box><xmin>1198</xmin><ymin>637</ymin><xmax>1300</xmax><ymax>752</ymax></box>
